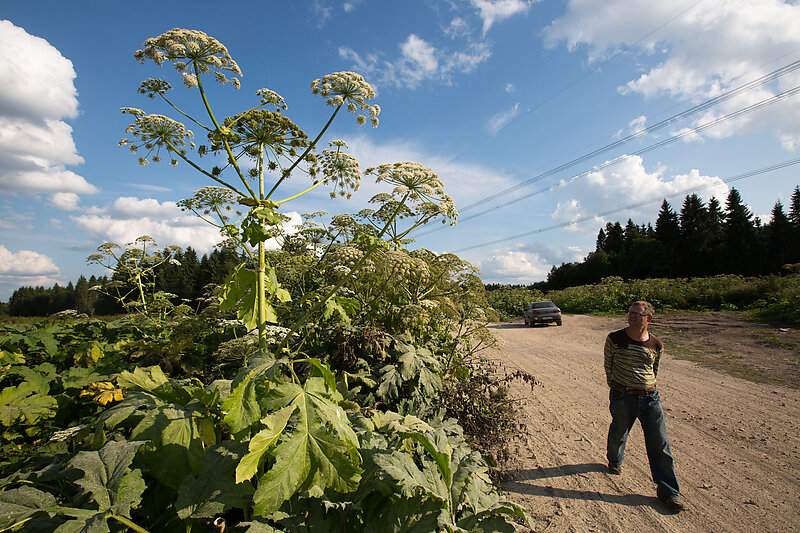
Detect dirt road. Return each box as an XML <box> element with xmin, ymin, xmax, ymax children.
<box><xmin>490</xmin><ymin>314</ymin><xmax>800</xmax><ymax>533</ymax></box>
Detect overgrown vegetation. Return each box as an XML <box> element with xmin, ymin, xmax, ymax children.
<box><xmin>486</xmin><ymin>271</ymin><xmax>800</xmax><ymax>326</ymax></box>
<box><xmin>0</xmin><ymin>29</ymin><xmax>533</xmax><ymax>532</ymax></box>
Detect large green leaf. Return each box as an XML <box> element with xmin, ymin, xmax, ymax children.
<box><xmin>0</xmin><ymin>381</ymin><xmax>57</xmax><ymax>427</ymax></box>
<box><xmin>362</xmin><ymin>494</ymin><xmax>444</xmax><ymax>533</ymax></box>
<box><xmin>236</xmin><ymin>405</ymin><xmax>294</xmax><ymax>483</ymax></box>
<box><xmin>0</xmin><ymin>486</ymin><xmax>56</xmax><ymax>528</ymax></box>
<box><xmin>371</xmin><ymin>450</ymin><xmax>447</xmax><ymax>502</ymax></box>
<box><xmin>131</xmin><ymin>407</ymin><xmax>208</xmax><ymax>489</ymax></box>
<box><xmin>175</xmin><ymin>441</ymin><xmax>253</xmax><ymax>520</ymax></box>
<box><xmin>251</xmin><ymin>379</ymin><xmax>362</xmax><ymax>515</ymax></box>
<box><xmin>13</xmin><ymin>366</ymin><xmax>53</xmax><ymax>394</ymax></box>
<box><xmin>69</xmin><ymin>440</ymin><xmax>147</xmax><ymax>516</ymax></box>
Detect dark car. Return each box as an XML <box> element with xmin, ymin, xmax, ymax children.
<box><xmin>524</xmin><ymin>301</ymin><xmax>562</xmax><ymax>326</ymax></box>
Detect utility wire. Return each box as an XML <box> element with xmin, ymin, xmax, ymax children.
<box><xmin>443</xmin><ymin>0</ymin><xmax>707</xmax><ymax>165</ymax></box>
<box><xmin>413</xmin><ymin>79</ymin><xmax>800</xmax><ymax>238</ymax></box>
<box><xmin>448</xmin><ymin>157</ymin><xmax>800</xmax><ymax>254</ymax></box>
<box><xmin>460</xmin><ymin>59</ymin><xmax>800</xmax><ymax>213</ymax></box>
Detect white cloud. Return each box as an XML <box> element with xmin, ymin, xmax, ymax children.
<box><xmin>0</xmin><ymin>22</ymin><xmax>96</xmax><ymax>196</ymax></box>
<box><xmin>486</xmin><ymin>103</ymin><xmax>520</xmax><ymax>135</ymax></box>
<box><xmin>551</xmin><ymin>155</ymin><xmax>728</xmax><ymax>230</ymax></box>
<box><xmin>340</xmin><ymin>135</ymin><xmax>517</xmax><ymax>208</ymax></box>
<box><xmin>475</xmin><ymin>249</ymin><xmax>552</xmax><ymax>283</ymax></box>
<box><xmin>473</xmin><ymin>0</ymin><xmax>534</xmax><ymax>35</ymax></box>
<box><xmin>0</xmin><ymin>244</ymin><xmax>59</xmax><ymax>276</ymax></box>
<box><xmin>445</xmin><ymin>17</ymin><xmax>470</xmax><ymax>39</ymax></box>
<box><xmin>49</xmin><ymin>192</ymin><xmax>80</xmax><ymax>210</ymax></box>
<box><xmin>72</xmin><ymin>196</ymin><xmax>302</xmax><ymax>254</ymax></box>
<box><xmin>544</xmin><ymin>0</ymin><xmax>800</xmax><ymax>147</ymax></box>
<box><xmin>401</xmin><ymin>35</ymin><xmax>439</xmax><ymax>73</ymax></box>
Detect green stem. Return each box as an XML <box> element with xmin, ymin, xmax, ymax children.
<box><xmin>166</xmin><ymin>140</ymin><xmax>248</xmax><ymax>196</ymax></box>
<box><xmin>108</xmin><ymin>514</ymin><xmax>151</xmax><ymax>533</ymax></box>
<box><xmin>256</xmin><ymin>149</ymin><xmax>268</xmax><ymax>353</ymax></box>
<box><xmin>194</xmin><ymin>64</ymin><xmax>258</xmax><ymax>198</ymax></box>
<box><xmin>265</xmin><ymin>105</ymin><xmax>342</xmax><ymax>200</ymax></box>
<box><xmin>277</xmin><ymin>191</ymin><xmax>412</xmax><ymax>352</ymax></box>
<box><xmin>159</xmin><ymin>94</ymin><xmax>211</xmax><ymax>131</ymax></box>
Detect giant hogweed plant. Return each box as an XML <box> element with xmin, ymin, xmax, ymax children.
<box><xmin>0</xmin><ymin>28</ymin><xmax>535</xmax><ymax>532</ymax></box>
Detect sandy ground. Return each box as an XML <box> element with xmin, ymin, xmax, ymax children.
<box><xmin>489</xmin><ymin>313</ymin><xmax>800</xmax><ymax>533</ymax></box>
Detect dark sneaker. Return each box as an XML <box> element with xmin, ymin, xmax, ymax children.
<box><xmin>658</xmin><ymin>494</ymin><xmax>687</xmax><ymax>513</ymax></box>
<box><xmin>608</xmin><ymin>463</ymin><xmax>622</xmax><ymax>475</ymax></box>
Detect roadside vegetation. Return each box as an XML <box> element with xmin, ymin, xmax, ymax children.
<box><xmin>0</xmin><ymin>29</ymin><xmax>532</xmax><ymax>532</ymax></box>
<box><xmin>487</xmin><ymin>271</ymin><xmax>800</xmax><ymax>326</ymax></box>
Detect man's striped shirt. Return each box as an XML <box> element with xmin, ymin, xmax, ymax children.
<box><xmin>604</xmin><ymin>328</ymin><xmax>663</xmax><ymax>389</ymax></box>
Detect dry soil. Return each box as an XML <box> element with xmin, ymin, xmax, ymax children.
<box><xmin>489</xmin><ymin>312</ymin><xmax>800</xmax><ymax>533</ymax></box>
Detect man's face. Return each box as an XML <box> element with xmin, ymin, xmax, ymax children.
<box><xmin>627</xmin><ymin>305</ymin><xmax>652</xmax><ymax>327</ymax></box>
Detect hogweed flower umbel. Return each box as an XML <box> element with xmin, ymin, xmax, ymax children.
<box><xmin>365</xmin><ymin>162</ymin><xmax>458</xmax><ymax>225</ymax></box>
<box><xmin>135</xmin><ymin>28</ymin><xmax>242</xmax><ymax>89</ymax></box>
<box><xmin>319</xmin><ymin>140</ymin><xmax>361</xmax><ymax>199</ymax></box>
<box><xmin>311</xmin><ymin>72</ymin><xmax>380</xmax><ymax>127</ymax></box>
<box><xmin>120</xmin><ymin>111</ymin><xmax>195</xmax><ymax>165</ymax></box>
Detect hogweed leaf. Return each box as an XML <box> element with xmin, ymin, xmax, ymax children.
<box><xmin>236</xmin><ymin>405</ymin><xmax>295</xmax><ymax>483</ymax></box>
<box><xmin>0</xmin><ymin>381</ymin><xmax>57</xmax><ymax>427</ymax></box>
<box><xmin>371</xmin><ymin>450</ymin><xmax>447</xmax><ymax>502</ymax></box>
<box><xmin>223</xmin><ymin>371</ymin><xmax>264</xmax><ymax>437</ymax></box>
<box><xmin>0</xmin><ymin>486</ymin><xmax>57</xmax><ymax>528</ymax></box>
<box><xmin>69</xmin><ymin>440</ymin><xmax>147</xmax><ymax>514</ymax></box>
<box><xmin>176</xmin><ymin>441</ymin><xmax>253</xmax><ymax>520</ymax></box>
<box><xmin>252</xmin><ymin>430</ymin><xmax>311</xmax><ymax>515</ymax></box>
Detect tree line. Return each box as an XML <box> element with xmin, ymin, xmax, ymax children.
<box><xmin>3</xmin><ymin>247</ymin><xmax>242</xmax><ymax>317</ymax></box>
<box><xmin>544</xmin><ymin>185</ymin><xmax>800</xmax><ymax>290</ymax></box>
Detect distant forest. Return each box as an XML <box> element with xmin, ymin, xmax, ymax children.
<box><xmin>3</xmin><ymin>186</ymin><xmax>800</xmax><ymax>317</ymax></box>
<box><xmin>539</xmin><ymin>185</ymin><xmax>800</xmax><ymax>290</ymax></box>
<box><xmin>2</xmin><ymin>247</ymin><xmax>242</xmax><ymax>317</ymax></box>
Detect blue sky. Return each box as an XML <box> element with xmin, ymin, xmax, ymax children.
<box><xmin>2</xmin><ymin>0</ymin><xmax>800</xmax><ymax>299</ymax></box>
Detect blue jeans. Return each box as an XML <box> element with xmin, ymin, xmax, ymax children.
<box><xmin>607</xmin><ymin>386</ymin><xmax>680</xmax><ymax>499</ymax></box>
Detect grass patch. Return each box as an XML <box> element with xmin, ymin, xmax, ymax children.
<box><xmin>661</xmin><ymin>337</ymin><xmax>782</xmax><ymax>386</ymax></box>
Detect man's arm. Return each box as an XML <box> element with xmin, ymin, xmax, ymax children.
<box><xmin>653</xmin><ymin>346</ymin><xmax>663</xmax><ymax>377</ymax></box>
<box><xmin>604</xmin><ymin>335</ymin><xmax>614</xmax><ymax>386</ymax></box>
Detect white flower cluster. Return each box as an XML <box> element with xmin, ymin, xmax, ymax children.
<box><xmin>310</xmin><ymin>72</ymin><xmax>380</xmax><ymax>127</ymax></box>
<box><xmin>120</xmin><ymin>113</ymin><xmax>195</xmax><ymax>166</ymax></box>
<box><xmin>326</xmin><ymin>244</ymin><xmax>364</xmax><ymax>268</ymax></box>
<box><xmin>365</xmin><ymin>162</ymin><xmax>458</xmax><ymax>226</ymax></box>
<box><xmin>319</xmin><ymin>140</ymin><xmax>361</xmax><ymax>199</ymax></box>
<box><xmin>379</xmin><ymin>249</ymin><xmax>430</xmax><ymax>284</ymax></box>
<box><xmin>135</xmin><ymin>29</ymin><xmax>242</xmax><ymax>89</ymax></box>
<box><xmin>398</xmin><ymin>304</ymin><xmax>426</xmax><ymax>324</ymax></box>
<box><xmin>256</xmin><ymin>88</ymin><xmax>287</xmax><ymax>111</ymax></box>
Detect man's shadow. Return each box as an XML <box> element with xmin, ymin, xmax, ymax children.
<box><xmin>502</xmin><ymin>463</ymin><xmax>671</xmax><ymax>513</ymax></box>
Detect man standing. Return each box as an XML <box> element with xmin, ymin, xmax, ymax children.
<box><xmin>604</xmin><ymin>301</ymin><xmax>685</xmax><ymax>513</ymax></box>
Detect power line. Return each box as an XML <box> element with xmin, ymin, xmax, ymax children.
<box><xmin>442</xmin><ymin>0</ymin><xmax>708</xmax><ymax>165</ymax></box>
<box><xmin>460</xmin><ymin>59</ymin><xmax>800</xmax><ymax>213</ymax></box>
<box><xmin>447</xmin><ymin>157</ymin><xmax>800</xmax><ymax>254</ymax></box>
<box><xmin>413</xmin><ymin>80</ymin><xmax>800</xmax><ymax>237</ymax></box>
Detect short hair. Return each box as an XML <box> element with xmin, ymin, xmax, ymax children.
<box><xmin>630</xmin><ymin>300</ymin><xmax>655</xmax><ymax>316</ymax></box>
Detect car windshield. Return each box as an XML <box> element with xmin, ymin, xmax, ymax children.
<box><xmin>531</xmin><ymin>301</ymin><xmax>556</xmax><ymax>309</ymax></box>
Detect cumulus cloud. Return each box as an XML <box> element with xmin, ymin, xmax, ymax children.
<box><xmin>551</xmin><ymin>154</ymin><xmax>728</xmax><ymax>231</ymax></box>
<box><xmin>474</xmin><ymin>249</ymin><xmax>552</xmax><ymax>283</ymax></box>
<box><xmin>544</xmin><ymin>0</ymin><xmax>800</xmax><ymax>147</ymax></box>
<box><xmin>339</xmin><ymin>135</ymin><xmax>517</xmax><ymax>208</ymax></box>
<box><xmin>0</xmin><ymin>21</ymin><xmax>97</xmax><ymax>196</ymax></box>
<box><xmin>49</xmin><ymin>192</ymin><xmax>80</xmax><ymax>211</ymax></box>
<box><xmin>486</xmin><ymin>103</ymin><xmax>520</xmax><ymax>135</ymax></box>
<box><xmin>72</xmin><ymin>196</ymin><xmax>302</xmax><ymax>253</ymax></box>
<box><xmin>339</xmin><ymin>38</ymin><xmax>491</xmax><ymax>89</ymax></box>
<box><xmin>473</xmin><ymin>0</ymin><xmax>534</xmax><ymax>35</ymax></box>
<box><xmin>0</xmin><ymin>245</ymin><xmax>59</xmax><ymax>276</ymax></box>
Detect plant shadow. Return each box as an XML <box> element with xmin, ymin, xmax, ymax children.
<box><xmin>502</xmin><ymin>462</ymin><xmax>673</xmax><ymax>514</ymax></box>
